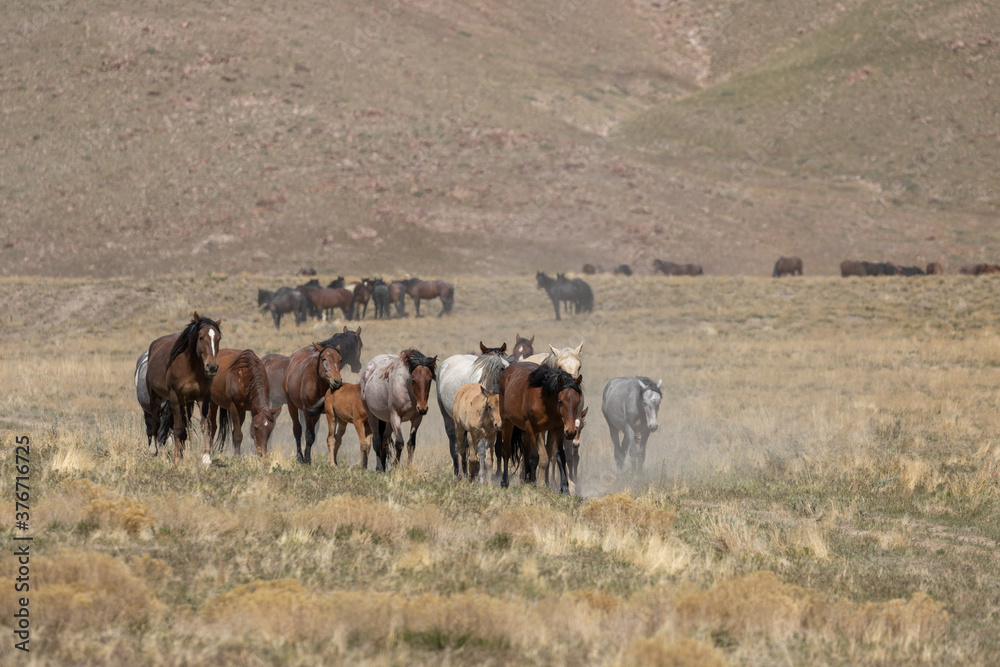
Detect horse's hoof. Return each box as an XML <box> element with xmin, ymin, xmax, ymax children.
<box><xmin>202</xmin><ymin>453</ymin><xmax>211</xmax><ymax>466</ymax></box>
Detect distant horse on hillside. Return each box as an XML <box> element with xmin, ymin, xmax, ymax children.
<box><xmin>144</xmin><ymin>312</ymin><xmax>222</xmax><ymax>463</ymax></box>
<box><xmin>360</xmin><ymin>349</ymin><xmax>437</xmax><ymax>470</ymax></box>
<box><xmin>536</xmin><ymin>272</ymin><xmax>591</xmax><ymax>319</ymax></box>
<box><xmin>773</xmin><ymin>256</ymin><xmax>803</xmax><ymax>277</ymax></box>
<box><xmin>602</xmin><ymin>376</ymin><xmax>662</xmax><ymax>473</ymax></box>
<box><xmin>926</xmin><ymin>262</ymin><xmax>944</xmax><ymax>275</ymax></box>
<box><xmin>371</xmin><ymin>281</ymin><xmax>392</xmax><ymax>319</ymax></box>
<box><xmin>387</xmin><ymin>281</ymin><xmax>408</xmax><ymax>316</ymax></box>
<box><xmin>653</xmin><ymin>259</ymin><xmax>702</xmax><ymax>276</ymax></box>
<box><xmin>205</xmin><ymin>349</ymin><xmax>276</xmax><ymax>456</ymax></box>
<box><xmin>498</xmin><ymin>363</ymin><xmax>584</xmax><ymax>492</ymax></box>
<box><xmin>613</xmin><ymin>264</ymin><xmax>633</xmax><ymax>276</ymax></box>
<box><xmin>266</xmin><ymin>287</ymin><xmax>308</xmax><ymax>329</ymax></box>
<box><xmin>297</xmin><ymin>283</ymin><xmax>355</xmax><ymax>321</ymax></box>
<box><xmin>400</xmin><ymin>278</ymin><xmax>454</xmax><ymax>317</ymax></box>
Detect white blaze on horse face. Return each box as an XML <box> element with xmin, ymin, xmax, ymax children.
<box><xmin>575</xmin><ymin>418</ymin><xmax>581</xmax><ymax>429</ymax></box>
<box><xmin>643</xmin><ymin>390</ymin><xmax>661</xmax><ymax>430</ymax></box>
<box><xmin>208</xmin><ymin>329</ymin><xmax>216</xmax><ymax>356</ymax></box>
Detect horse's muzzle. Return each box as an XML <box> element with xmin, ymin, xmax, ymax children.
<box><xmin>205</xmin><ymin>363</ymin><xmax>219</xmax><ymax>377</ymax></box>
<box><xmin>328</xmin><ymin>377</ymin><xmax>343</xmax><ymax>390</ymax></box>
<box><xmin>648</xmin><ymin>424</ymin><xmax>658</xmax><ymax>432</ymax></box>
<box><xmin>564</xmin><ymin>429</ymin><xmax>577</xmax><ymax>440</ymax></box>
<box><xmin>418</xmin><ymin>406</ymin><xmax>428</xmax><ymax>415</ymax></box>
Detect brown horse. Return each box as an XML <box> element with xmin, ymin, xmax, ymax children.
<box><xmin>313</xmin><ymin>383</ymin><xmax>371</xmax><ymax>467</ymax></box>
<box><xmin>360</xmin><ymin>349</ymin><xmax>437</xmax><ymax>471</ymax></box>
<box><xmin>145</xmin><ymin>312</ymin><xmax>222</xmax><ymax>463</ymax></box>
<box><xmin>542</xmin><ymin>406</ymin><xmax>588</xmax><ymax>494</ymax></box>
<box><xmin>298</xmin><ymin>284</ymin><xmax>355</xmax><ymax>320</ymax></box>
<box><xmin>400</xmin><ymin>278</ymin><xmax>454</xmax><ymax>317</ymax></box>
<box><xmin>510</xmin><ymin>333</ymin><xmax>535</xmax><ymax>362</ymax></box>
<box><xmin>498</xmin><ymin>362</ymin><xmax>584</xmax><ymax>492</ymax></box>
<box><xmin>840</xmin><ymin>259</ymin><xmax>864</xmax><ymax>277</ymax></box>
<box><xmin>205</xmin><ymin>349</ymin><xmax>276</xmax><ymax>456</ymax></box>
<box><xmin>284</xmin><ymin>341</ymin><xmax>344</xmax><ymax>464</ymax></box>
<box><xmin>388</xmin><ymin>281</ymin><xmax>408</xmax><ymax>317</ymax></box>
<box><xmin>926</xmin><ymin>262</ymin><xmax>944</xmax><ymax>275</ymax></box>
<box><xmin>452</xmin><ymin>383</ymin><xmax>503</xmax><ymax>483</ymax></box>
<box><xmin>351</xmin><ymin>280</ymin><xmax>373</xmax><ymax>320</ymax></box>
<box><xmin>653</xmin><ymin>259</ymin><xmax>702</xmax><ymax>276</ymax></box>
<box><xmin>261</xmin><ymin>353</ymin><xmax>290</xmax><ymax>413</ymax></box>
<box><xmin>773</xmin><ymin>256</ymin><xmax>803</xmax><ymax>277</ymax></box>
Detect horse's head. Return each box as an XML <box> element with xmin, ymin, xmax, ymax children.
<box><xmin>510</xmin><ymin>333</ymin><xmax>534</xmax><ymax>361</ymax></box>
<box><xmin>556</xmin><ymin>374</ymin><xmax>584</xmax><ymax>441</ymax></box>
<box><xmin>481</xmin><ymin>386</ymin><xmax>502</xmax><ymax>434</ymax></box>
<box><xmin>642</xmin><ymin>378</ymin><xmax>663</xmax><ymax>432</ymax></box>
<box><xmin>479</xmin><ymin>341</ymin><xmax>507</xmax><ymax>357</ymax></box>
<box><xmin>194</xmin><ymin>313</ymin><xmax>221</xmax><ymax>377</ymax></box>
<box><xmin>572</xmin><ymin>406</ymin><xmax>589</xmax><ymax>449</ymax></box>
<box><xmin>403</xmin><ymin>350</ymin><xmax>437</xmax><ymax>416</ymax></box>
<box><xmin>340</xmin><ymin>326</ymin><xmax>364</xmax><ymax>373</ymax></box>
<box><xmin>552</xmin><ymin>343</ymin><xmax>582</xmax><ymax>380</ymax></box>
<box><xmin>250</xmin><ymin>408</ymin><xmax>276</xmax><ymax>455</ymax></box>
<box><xmin>313</xmin><ymin>342</ymin><xmax>344</xmax><ymax>390</ymax></box>
<box><xmin>535</xmin><ymin>271</ymin><xmax>548</xmax><ymax>289</ymax></box>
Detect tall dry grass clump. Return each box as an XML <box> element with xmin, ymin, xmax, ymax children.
<box><xmin>0</xmin><ymin>551</ymin><xmax>162</xmax><ymax>631</ymax></box>
<box><xmin>581</xmin><ymin>493</ymin><xmax>677</xmax><ymax>535</ymax></box>
<box><xmin>615</xmin><ymin>636</ymin><xmax>725</xmax><ymax>667</ymax></box>
<box><xmin>41</xmin><ymin>478</ymin><xmax>155</xmax><ymax>537</ymax></box>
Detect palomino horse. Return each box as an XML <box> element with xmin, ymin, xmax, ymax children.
<box><xmin>509</xmin><ymin>333</ymin><xmax>535</xmax><ymax>362</ymax></box>
<box><xmin>453</xmin><ymin>383</ymin><xmax>502</xmax><ymax>483</ymax></box>
<box><xmin>360</xmin><ymin>349</ymin><xmax>437</xmax><ymax>471</ymax></box>
<box><xmin>602</xmin><ymin>376</ymin><xmax>662</xmax><ymax>473</ymax></box>
<box><xmin>205</xmin><ymin>349</ymin><xmax>276</xmax><ymax>456</ymax></box>
<box><xmin>436</xmin><ymin>342</ymin><xmax>509</xmax><ymax>477</ymax></box>
<box><xmin>144</xmin><ymin>312</ymin><xmax>222</xmax><ymax>463</ymax></box>
<box><xmin>284</xmin><ymin>341</ymin><xmax>344</xmax><ymax>464</ymax></box>
<box><xmin>400</xmin><ymin>278</ymin><xmax>454</xmax><ymax>317</ymax></box>
<box><xmin>498</xmin><ymin>363</ymin><xmax>584</xmax><ymax>491</ymax></box>
<box><xmin>309</xmin><ymin>383</ymin><xmax>371</xmax><ymax>467</ymax></box>
<box><xmin>523</xmin><ymin>343</ymin><xmax>583</xmax><ymax>379</ymax></box>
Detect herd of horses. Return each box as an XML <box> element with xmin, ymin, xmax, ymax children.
<box><xmin>133</xmin><ymin>315</ymin><xmax>663</xmax><ymax>494</ymax></box>
<box><xmin>257</xmin><ymin>277</ymin><xmax>455</xmax><ymax>329</ymax></box>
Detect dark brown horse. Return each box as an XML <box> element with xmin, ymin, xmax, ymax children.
<box><xmin>840</xmin><ymin>259</ymin><xmax>865</xmax><ymax>277</ymax></box>
<box><xmin>297</xmin><ymin>284</ymin><xmax>355</xmax><ymax>320</ymax></box>
<box><xmin>388</xmin><ymin>281</ymin><xmax>408</xmax><ymax>317</ymax></box>
<box><xmin>400</xmin><ymin>278</ymin><xmax>455</xmax><ymax>317</ymax></box>
<box><xmin>498</xmin><ymin>362</ymin><xmax>584</xmax><ymax>492</ymax></box>
<box><xmin>926</xmin><ymin>262</ymin><xmax>944</xmax><ymax>275</ymax></box>
<box><xmin>144</xmin><ymin>312</ymin><xmax>222</xmax><ymax>463</ymax></box>
<box><xmin>613</xmin><ymin>264</ymin><xmax>633</xmax><ymax>276</ymax></box>
<box><xmin>653</xmin><ymin>259</ymin><xmax>702</xmax><ymax>276</ymax></box>
<box><xmin>773</xmin><ymin>256</ymin><xmax>803</xmax><ymax>277</ymax></box>
<box><xmin>350</xmin><ymin>281</ymin><xmax>372</xmax><ymax>320</ymax></box>
<box><xmin>261</xmin><ymin>353</ymin><xmax>290</xmax><ymax>414</ymax></box>
<box><xmin>510</xmin><ymin>333</ymin><xmax>535</xmax><ymax>362</ymax></box>
<box><xmin>205</xmin><ymin>349</ymin><xmax>276</xmax><ymax>456</ymax></box>
<box><xmin>284</xmin><ymin>341</ymin><xmax>345</xmax><ymax>464</ymax></box>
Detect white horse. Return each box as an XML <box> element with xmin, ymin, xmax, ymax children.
<box><xmin>436</xmin><ymin>342</ymin><xmax>509</xmax><ymax>477</ymax></box>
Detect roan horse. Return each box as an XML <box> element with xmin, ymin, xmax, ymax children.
<box><xmin>144</xmin><ymin>313</ymin><xmax>222</xmax><ymax>463</ymax></box>
<box><xmin>204</xmin><ymin>348</ymin><xmax>276</xmax><ymax>456</ymax></box>
<box><xmin>360</xmin><ymin>349</ymin><xmax>437</xmax><ymax>471</ymax></box>
<box><xmin>498</xmin><ymin>363</ymin><xmax>585</xmax><ymax>492</ymax></box>
<box><xmin>400</xmin><ymin>278</ymin><xmax>455</xmax><ymax>317</ymax></box>
<box><xmin>452</xmin><ymin>383</ymin><xmax>503</xmax><ymax>483</ymax></box>
<box><xmin>283</xmin><ymin>341</ymin><xmax>345</xmax><ymax>464</ymax></box>
<box><xmin>436</xmin><ymin>342</ymin><xmax>509</xmax><ymax>477</ymax></box>
<box><xmin>601</xmin><ymin>376</ymin><xmax>662</xmax><ymax>473</ymax></box>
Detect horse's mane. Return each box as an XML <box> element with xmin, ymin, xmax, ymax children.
<box><xmin>636</xmin><ymin>376</ymin><xmax>661</xmax><ymax>396</ymax></box>
<box><xmin>168</xmin><ymin>315</ymin><xmax>220</xmax><ymax>368</ymax></box>
<box><xmin>231</xmin><ymin>350</ymin><xmax>270</xmax><ymax>411</ymax></box>
<box><xmin>320</xmin><ymin>330</ymin><xmax>361</xmax><ymax>363</ymax></box>
<box><xmin>399</xmin><ymin>277</ymin><xmax>422</xmax><ymax>288</ymax></box>
<box><xmin>472</xmin><ymin>354</ymin><xmax>507</xmax><ymax>393</ymax></box>
<box><xmin>528</xmin><ymin>365</ymin><xmax>582</xmax><ymax>397</ymax></box>
<box><xmin>400</xmin><ymin>348</ymin><xmax>437</xmax><ymax>379</ymax></box>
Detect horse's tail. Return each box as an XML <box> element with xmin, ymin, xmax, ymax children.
<box><xmin>305</xmin><ymin>396</ymin><xmax>327</xmax><ymax>420</ymax></box>
<box><xmin>580</xmin><ymin>285</ymin><xmax>593</xmax><ymax>312</ymax></box>
<box><xmin>509</xmin><ymin>426</ymin><xmax>523</xmax><ymax>473</ymax></box>
<box><xmin>441</xmin><ymin>285</ymin><xmax>455</xmax><ymax>312</ymax></box>
<box><xmin>214</xmin><ymin>408</ymin><xmax>231</xmax><ymax>454</ymax></box>
<box><xmin>156</xmin><ymin>401</ymin><xmax>173</xmax><ymax>446</ymax></box>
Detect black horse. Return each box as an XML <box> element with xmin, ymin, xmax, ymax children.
<box><xmin>267</xmin><ymin>287</ymin><xmax>308</xmax><ymax>330</ymax></box>
<box><xmin>536</xmin><ymin>272</ymin><xmax>592</xmax><ymax>320</ymax></box>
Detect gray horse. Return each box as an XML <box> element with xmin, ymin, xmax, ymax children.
<box><xmin>601</xmin><ymin>376</ymin><xmax>662</xmax><ymax>473</ymax></box>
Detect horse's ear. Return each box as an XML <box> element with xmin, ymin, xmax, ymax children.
<box><xmin>343</xmin><ymin>326</ymin><xmax>349</xmax><ymax>333</ymax></box>
<box><xmin>192</xmin><ymin>311</ymin><xmax>201</xmax><ymax>323</ymax></box>
<box><xmin>313</xmin><ymin>342</ymin><xmax>323</xmax><ymax>352</ymax></box>
<box><xmin>355</xmin><ymin>326</ymin><xmax>362</xmax><ymax>336</ymax></box>
<box><xmin>574</xmin><ymin>341</ymin><xmax>583</xmax><ymax>355</ymax></box>
<box><xmin>549</xmin><ymin>344</ymin><xmax>558</xmax><ymax>355</ymax></box>
<box><xmin>576</xmin><ymin>374</ymin><xmax>583</xmax><ymax>387</ymax></box>
<box><xmin>581</xmin><ymin>406</ymin><xmax>589</xmax><ymax>418</ymax></box>
<box><xmin>529</xmin><ymin>335</ymin><xmax>535</xmax><ymax>344</ymax></box>
<box><xmin>479</xmin><ymin>341</ymin><xmax>488</xmax><ymax>354</ymax></box>
<box><xmin>500</xmin><ymin>342</ymin><xmax>507</xmax><ymax>353</ymax></box>
<box><xmin>216</xmin><ymin>318</ymin><xmax>223</xmax><ymax>328</ymax></box>
<box><xmin>657</xmin><ymin>378</ymin><xmax>662</xmax><ymax>388</ymax></box>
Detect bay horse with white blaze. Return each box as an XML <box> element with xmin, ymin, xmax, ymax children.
<box><xmin>144</xmin><ymin>312</ymin><xmax>222</xmax><ymax>463</ymax></box>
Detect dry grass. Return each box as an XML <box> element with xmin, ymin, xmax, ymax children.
<box><xmin>1</xmin><ymin>273</ymin><xmax>998</xmax><ymax>664</ymax></box>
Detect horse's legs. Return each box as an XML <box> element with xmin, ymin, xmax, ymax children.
<box><xmin>636</xmin><ymin>430</ymin><xmax>650</xmax><ymax>473</ymax></box>
<box><xmin>325</xmin><ymin>410</ymin><xmax>338</xmax><ymax>465</ymax></box>
<box><xmin>369</xmin><ymin>416</ymin><xmax>388</xmax><ymax>471</ymax></box>
<box><xmin>551</xmin><ymin>295</ymin><xmax>561</xmax><ymax>321</ymax></box>
<box><xmin>454</xmin><ymin>421</ymin><xmax>468</xmax><ymax>479</ymax></box>
<box><xmin>493</xmin><ymin>432</ymin><xmax>503</xmax><ymax>480</ymax></box>
<box><xmin>272</xmin><ymin>309</ymin><xmax>281</xmax><ymax>330</ymax></box>
<box><xmin>303</xmin><ymin>413</ymin><xmax>319</xmax><ymax>465</ymax></box>
<box><xmin>524</xmin><ymin>426</ymin><xmax>539</xmax><ymax>484</ymax></box>
<box><xmin>438</xmin><ymin>395</ymin><xmax>460</xmax><ymax>477</ymax></box>
<box><xmin>623</xmin><ymin>424</ymin><xmax>637</xmax><ymax>471</ymax></box>
<box><xmin>147</xmin><ymin>393</ymin><xmax>163</xmax><ymax>456</ymax></box>
<box><xmin>609</xmin><ymin>426</ymin><xmax>625</xmax><ymax>473</ymax></box>
<box><xmin>414</xmin><ymin>298</ymin><xmax>422</xmax><ymax>317</ymax></box>
<box><xmin>231</xmin><ymin>407</ymin><xmax>244</xmax><ymax>457</ymax></box>
<box><xmin>355</xmin><ymin>416</ymin><xmax>371</xmax><ymax>469</ymax></box>
<box><xmin>200</xmin><ymin>399</ymin><xmax>213</xmax><ymax>464</ymax></box>
<box><xmin>555</xmin><ymin>436</ymin><xmax>570</xmax><ymax>494</ymax></box>
<box><xmin>500</xmin><ymin>423</ymin><xmax>514</xmax><ymax>488</ymax></box>
<box><xmin>332</xmin><ymin>418</ymin><xmax>347</xmax><ymax>466</ymax></box>
<box><xmin>288</xmin><ymin>403</ymin><xmax>306</xmax><ymax>464</ymax></box>
<box><xmin>205</xmin><ymin>402</ymin><xmax>219</xmax><ymax>453</ymax></box>
<box><xmin>170</xmin><ymin>395</ymin><xmax>187</xmax><ymax>460</ymax></box>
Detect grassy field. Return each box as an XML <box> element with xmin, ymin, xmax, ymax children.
<box><xmin>1</xmin><ymin>273</ymin><xmax>998</xmax><ymax>664</ymax></box>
